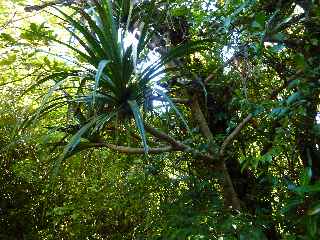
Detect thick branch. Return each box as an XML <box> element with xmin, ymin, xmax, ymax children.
<box><xmin>52</xmin><ymin>141</ymin><xmax>176</xmax><ymax>154</ymax></box>
<box><xmin>191</xmin><ymin>95</ymin><xmax>214</xmax><ymax>139</ymax></box>
<box><xmin>190</xmin><ymin>94</ymin><xmax>241</xmax><ymax>210</ymax></box>
<box><xmin>144</xmin><ymin>124</ymin><xmax>188</xmax><ymax>150</ymax></box>
<box><xmin>87</xmin><ymin>142</ymin><xmax>175</xmax><ymax>154</ymax></box>
<box><xmin>220</xmin><ymin>113</ymin><xmax>253</xmax><ymax>157</ymax></box>
<box><xmin>144</xmin><ymin>124</ymin><xmax>215</xmax><ymax>162</ymax></box>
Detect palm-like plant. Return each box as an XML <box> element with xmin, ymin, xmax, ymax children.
<box><xmin>25</xmin><ymin>0</ymin><xmax>205</xmax><ymax>158</ymax></box>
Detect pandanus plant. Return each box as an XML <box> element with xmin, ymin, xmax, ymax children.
<box><xmin>25</xmin><ymin>0</ymin><xmax>205</xmax><ymax>159</ymax></box>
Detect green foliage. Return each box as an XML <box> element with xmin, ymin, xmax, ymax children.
<box><xmin>282</xmin><ymin>169</ymin><xmax>320</xmax><ymax>239</ymax></box>
<box><xmin>0</xmin><ymin>0</ymin><xmax>319</xmax><ymax>239</ymax></box>
<box><xmin>23</xmin><ymin>0</ymin><xmax>207</xmax><ymax>160</ymax></box>
<box><xmin>21</xmin><ymin>22</ymin><xmax>55</xmax><ymax>44</ymax></box>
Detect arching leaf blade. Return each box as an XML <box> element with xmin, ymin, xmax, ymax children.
<box><xmin>128</xmin><ymin>100</ymin><xmax>148</xmax><ymax>153</ymax></box>
<box><xmin>154</xmin><ymin>88</ymin><xmax>190</xmax><ymax>134</ymax></box>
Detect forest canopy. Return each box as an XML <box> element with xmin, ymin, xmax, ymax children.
<box><xmin>0</xmin><ymin>0</ymin><xmax>319</xmax><ymax>239</ymax></box>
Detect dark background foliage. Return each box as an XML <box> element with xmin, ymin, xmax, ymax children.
<box><xmin>0</xmin><ymin>0</ymin><xmax>319</xmax><ymax>239</ymax></box>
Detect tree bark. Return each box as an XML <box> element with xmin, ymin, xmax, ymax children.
<box><xmin>191</xmin><ymin>94</ymin><xmax>241</xmax><ymax>210</ymax></box>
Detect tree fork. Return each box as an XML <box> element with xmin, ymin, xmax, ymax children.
<box><xmin>191</xmin><ymin>94</ymin><xmax>241</xmax><ymax>210</ymax></box>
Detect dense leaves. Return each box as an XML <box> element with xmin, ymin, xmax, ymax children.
<box><xmin>0</xmin><ymin>0</ymin><xmax>319</xmax><ymax>239</ymax></box>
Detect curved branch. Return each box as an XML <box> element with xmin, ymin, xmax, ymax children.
<box><xmin>220</xmin><ymin>113</ymin><xmax>253</xmax><ymax>157</ymax></box>
<box><xmin>144</xmin><ymin>124</ymin><xmax>187</xmax><ymax>150</ymax></box>
<box><xmin>190</xmin><ymin>95</ymin><xmax>241</xmax><ymax>210</ymax></box>
<box><xmin>52</xmin><ymin>141</ymin><xmax>176</xmax><ymax>154</ymax></box>
<box><xmin>87</xmin><ymin>142</ymin><xmax>175</xmax><ymax>154</ymax></box>
<box><xmin>144</xmin><ymin>124</ymin><xmax>215</xmax><ymax>162</ymax></box>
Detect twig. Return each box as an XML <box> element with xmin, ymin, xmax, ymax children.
<box><xmin>0</xmin><ymin>11</ymin><xmax>16</xmax><ymax>30</ymax></box>
<box><xmin>24</xmin><ymin>0</ymin><xmax>76</xmax><ymax>12</ymax></box>
<box><xmin>150</xmin><ymin>96</ymin><xmax>191</xmax><ymax>105</ymax></box>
